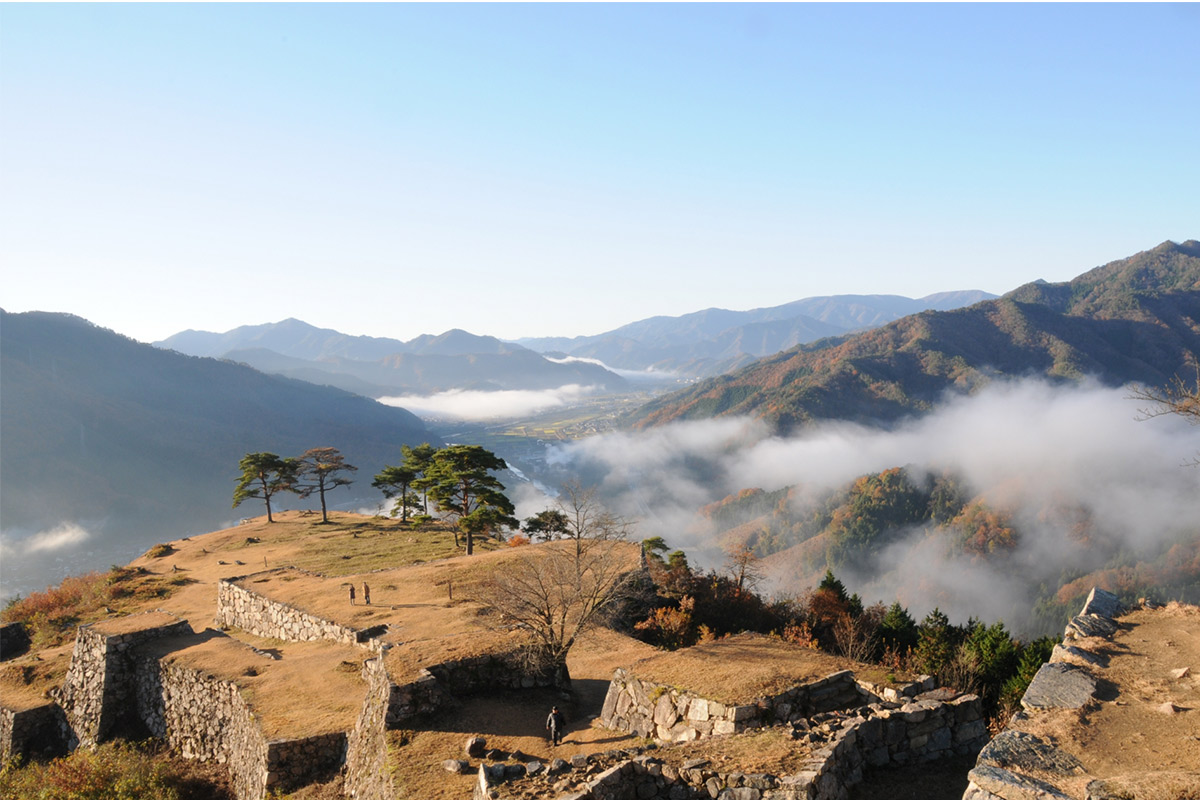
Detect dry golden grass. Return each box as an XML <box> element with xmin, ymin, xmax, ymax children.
<box><xmin>1011</xmin><ymin>603</ymin><xmax>1200</xmax><ymax>798</ymax></box>
<box><xmin>653</xmin><ymin>727</ymin><xmax>815</xmax><ymax>775</ymax></box>
<box><xmin>627</xmin><ymin>632</ymin><xmax>875</xmax><ymax>704</ymax></box>
<box><xmin>0</xmin><ymin>643</ymin><xmax>72</xmax><ymax>712</ymax></box>
<box><xmin>137</xmin><ymin>633</ymin><xmax>368</xmax><ymax>739</ymax></box>
<box><xmin>385</xmin><ymin>627</ymin><xmax>656</xmax><ymax>800</ymax></box>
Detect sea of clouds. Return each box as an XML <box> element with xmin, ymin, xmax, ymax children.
<box><xmin>539</xmin><ymin>378</ymin><xmax>1200</xmax><ymax>629</ymax></box>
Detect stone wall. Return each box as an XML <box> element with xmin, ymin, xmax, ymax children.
<box><xmin>0</xmin><ymin>703</ymin><xmax>68</xmax><ymax>762</ymax></box>
<box><xmin>132</xmin><ymin>651</ymin><xmax>270</xmax><ymax>799</ymax></box>
<box><xmin>480</xmin><ymin>687</ymin><xmax>987</xmax><ymax>800</ymax></box>
<box><xmin>343</xmin><ymin>656</ymin><xmax>397</xmax><ymax>800</ymax></box>
<box><xmin>54</xmin><ymin>614</ymin><xmax>192</xmax><ymax>749</ymax></box>
<box><xmin>215</xmin><ymin>573</ymin><xmax>372</xmax><ymax>649</ymax></box>
<box><xmin>960</xmin><ymin>587</ymin><xmax>1123</xmax><ymax>800</ymax></box>
<box><xmin>486</xmin><ymin>681</ymin><xmax>988</xmax><ymax>800</ymax></box>
<box><xmin>1</xmin><ymin>622</ymin><xmax>30</xmax><ymax>660</ymax></box>
<box><xmin>600</xmin><ymin>668</ymin><xmax>872</xmax><ymax>742</ymax></box>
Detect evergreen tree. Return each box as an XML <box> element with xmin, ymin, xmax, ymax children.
<box><xmin>232</xmin><ymin>452</ymin><xmax>298</xmax><ymax>523</ymax></box>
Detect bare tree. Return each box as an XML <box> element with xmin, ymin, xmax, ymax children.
<box><xmin>477</xmin><ymin>536</ymin><xmax>646</xmax><ymax>681</ymax></box>
<box><xmin>722</xmin><ymin>540</ymin><xmax>763</xmax><ymax>594</ymax></box>
<box><xmin>553</xmin><ymin>479</ymin><xmax>634</xmax><ymax>556</ymax></box>
<box><xmin>1131</xmin><ymin>368</ymin><xmax>1200</xmax><ymax>465</ymax></box>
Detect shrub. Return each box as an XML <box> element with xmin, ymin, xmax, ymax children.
<box><xmin>0</xmin><ymin>741</ymin><xmax>218</xmax><ymax>800</ymax></box>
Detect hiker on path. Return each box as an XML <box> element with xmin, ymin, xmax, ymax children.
<box><xmin>364</xmin><ymin>583</ymin><xmax>371</xmax><ymax>605</ymax></box>
<box><xmin>546</xmin><ymin>706</ymin><xmax>564</xmax><ymax>747</ymax></box>
<box><xmin>349</xmin><ymin>584</ymin><xmax>356</xmax><ymax>605</ymax></box>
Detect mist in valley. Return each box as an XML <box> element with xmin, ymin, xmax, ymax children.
<box><xmin>537</xmin><ymin>379</ymin><xmax>1200</xmax><ymax>634</ymax></box>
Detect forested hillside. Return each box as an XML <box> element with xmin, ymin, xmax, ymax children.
<box><xmin>628</xmin><ymin>241</ymin><xmax>1200</xmax><ymax>431</ymax></box>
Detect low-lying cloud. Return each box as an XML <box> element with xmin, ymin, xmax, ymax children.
<box><xmin>544</xmin><ymin>355</ymin><xmax>679</xmax><ymax>383</ymax></box>
<box><xmin>380</xmin><ymin>384</ymin><xmax>598</xmax><ymax>421</ymax></box>
<box><xmin>3</xmin><ymin>521</ymin><xmax>92</xmax><ymax>555</ymax></box>
<box><xmin>546</xmin><ymin>378</ymin><xmax>1200</xmax><ymax>629</ymax></box>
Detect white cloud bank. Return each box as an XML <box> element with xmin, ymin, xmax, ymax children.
<box><xmin>544</xmin><ymin>355</ymin><xmax>679</xmax><ymax>383</ymax></box>
<box><xmin>0</xmin><ymin>522</ymin><xmax>93</xmax><ymax>557</ymax></box>
<box><xmin>546</xmin><ymin>378</ymin><xmax>1200</xmax><ymax>628</ymax></box>
<box><xmin>379</xmin><ymin>384</ymin><xmax>598</xmax><ymax>421</ymax></box>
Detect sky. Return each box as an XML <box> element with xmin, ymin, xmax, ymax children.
<box><xmin>2</xmin><ymin>3</ymin><xmax>1198</xmax><ymax>345</ymax></box>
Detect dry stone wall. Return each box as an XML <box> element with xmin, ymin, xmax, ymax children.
<box><xmin>132</xmin><ymin>652</ymin><xmax>271</xmax><ymax>799</ymax></box>
<box><xmin>960</xmin><ymin>588</ymin><xmax>1124</xmax><ymax>800</ymax></box>
<box><xmin>344</xmin><ymin>656</ymin><xmax>396</xmax><ymax>800</ymax></box>
<box><xmin>601</xmin><ymin>668</ymin><xmax>910</xmax><ymax>742</ymax></box>
<box><xmin>480</xmin><ymin>688</ymin><xmax>987</xmax><ymax>800</ymax></box>
<box><xmin>1</xmin><ymin>622</ymin><xmax>30</xmax><ymax>660</ymax></box>
<box><xmin>0</xmin><ymin>703</ymin><xmax>68</xmax><ymax>762</ymax></box>
<box><xmin>53</xmin><ymin>614</ymin><xmax>192</xmax><ymax>748</ymax></box>
<box><xmin>216</xmin><ymin>572</ymin><xmax>376</xmax><ymax>649</ymax></box>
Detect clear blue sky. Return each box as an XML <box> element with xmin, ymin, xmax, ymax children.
<box><xmin>2</xmin><ymin>3</ymin><xmax>1197</xmax><ymax>344</ymax></box>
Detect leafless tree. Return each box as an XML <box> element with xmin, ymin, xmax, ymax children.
<box><xmin>722</xmin><ymin>540</ymin><xmax>764</xmax><ymax>594</ymax></box>
<box><xmin>831</xmin><ymin>604</ymin><xmax>884</xmax><ymax>664</ymax></box>
<box><xmin>1131</xmin><ymin>368</ymin><xmax>1200</xmax><ymax>465</ymax></box>
<box><xmin>555</xmin><ymin>479</ymin><xmax>634</xmax><ymax>556</ymax></box>
<box><xmin>477</xmin><ymin>538</ymin><xmax>646</xmax><ymax>681</ymax></box>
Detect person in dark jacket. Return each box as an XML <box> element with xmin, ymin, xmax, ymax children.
<box><xmin>546</xmin><ymin>706</ymin><xmax>564</xmax><ymax>746</ymax></box>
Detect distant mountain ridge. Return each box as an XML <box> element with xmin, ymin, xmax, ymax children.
<box><xmin>158</xmin><ymin>321</ymin><xmax>628</xmax><ymax>395</ymax></box>
<box><xmin>1</xmin><ymin>310</ymin><xmax>434</xmax><ymax>597</ymax></box>
<box><xmin>627</xmin><ymin>241</ymin><xmax>1200</xmax><ymax>431</ymax></box>
<box><xmin>515</xmin><ymin>291</ymin><xmax>997</xmax><ymax>376</ymax></box>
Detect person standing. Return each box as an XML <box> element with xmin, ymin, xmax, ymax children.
<box><xmin>349</xmin><ymin>584</ymin><xmax>356</xmax><ymax>605</ymax></box>
<box><xmin>364</xmin><ymin>583</ymin><xmax>371</xmax><ymax>606</ymax></box>
<box><xmin>546</xmin><ymin>705</ymin><xmax>564</xmax><ymax>747</ymax></box>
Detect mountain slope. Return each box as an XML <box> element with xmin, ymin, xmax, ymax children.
<box><xmin>159</xmin><ymin>320</ymin><xmax>628</xmax><ymax>394</ymax></box>
<box><xmin>1</xmin><ymin>311</ymin><xmax>433</xmax><ymax>595</ymax></box>
<box><xmin>627</xmin><ymin>241</ymin><xmax>1200</xmax><ymax>431</ymax></box>
<box><xmin>517</xmin><ymin>291</ymin><xmax>996</xmax><ymax>376</ymax></box>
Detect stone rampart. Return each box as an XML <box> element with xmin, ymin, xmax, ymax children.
<box><xmin>960</xmin><ymin>587</ymin><xmax>1124</xmax><ymax>800</ymax></box>
<box><xmin>343</xmin><ymin>656</ymin><xmax>397</xmax><ymax>800</ymax></box>
<box><xmin>53</xmin><ymin>613</ymin><xmax>192</xmax><ymax>748</ymax></box>
<box><xmin>600</xmin><ymin>668</ymin><xmax>871</xmax><ymax>741</ymax></box>
<box><xmin>1</xmin><ymin>622</ymin><xmax>30</xmax><ymax>660</ymax></box>
<box><xmin>215</xmin><ymin>572</ymin><xmax>372</xmax><ymax>649</ymax></box>
<box><xmin>132</xmin><ymin>650</ymin><xmax>270</xmax><ymax>799</ymax></box>
<box><xmin>0</xmin><ymin>703</ymin><xmax>68</xmax><ymax>763</ymax></box>
<box><xmin>480</xmin><ymin>687</ymin><xmax>987</xmax><ymax>800</ymax></box>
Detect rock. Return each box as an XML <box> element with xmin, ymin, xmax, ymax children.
<box><xmin>968</xmin><ymin>765</ymin><xmax>1073</xmax><ymax>800</ymax></box>
<box><xmin>978</xmin><ymin>731</ymin><xmax>1084</xmax><ymax>776</ymax></box>
<box><xmin>1066</xmin><ymin>614</ymin><xmax>1118</xmax><ymax>640</ymax></box>
<box><xmin>465</xmin><ymin>735</ymin><xmax>487</xmax><ymax>758</ymax></box>
<box><xmin>1170</xmin><ymin>667</ymin><xmax>1191</xmax><ymax>680</ymax></box>
<box><xmin>549</xmin><ymin>758</ymin><xmax>569</xmax><ymax>773</ymax></box>
<box><xmin>683</xmin><ymin>758</ymin><xmax>711</xmax><ymax>770</ymax></box>
<box><xmin>570</xmin><ymin>753</ymin><xmax>589</xmax><ymax>768</ymax></box>
<box><xmin>1158</xmin><ymin>702</ymin><xmax>1181</xmax><ymax>715</ymax></box>
<box><xmin>1050</xmin><ymin>644</ymin><xmax>1106</xmax><ymax>666</ymax></box>
<box><xmin>1021</xmin><ymin>663</ymin><xmax>1097</xmax><ymax>710</ymax></box>
<box><xmin>525</xmin><ymin>760</ymin><xmax>545</xmax><ymax>776</ymax></box>
<box><xmin>1081</xmin><ymin>588</ymin><xmax>1122</xmax><ymax>619</ymax></box>
<box><xmin>443</xmin><ymin>759</ymin><xmax>470</xmax><ymax>774</ymax></box>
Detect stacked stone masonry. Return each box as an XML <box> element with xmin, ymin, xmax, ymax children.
<box><xmin>601</xmin><ymin>668</ymin><xmax>938</xmax><ymax>742</ymax></box>
<box><xmin>216</xmin><ymin>571</ymin><xmax>374</xmax><ymax>650</ymax></box>
<box><xmin>960</xmin><ymin>588</ymin><xmax>1132</xmax><ymax>800</ymax></box>
<box><xmin>0</xmin><ymin>703</ymin><xmax>67</xmax><ymax>763</ymax></box>
<box><xmin>480</xmin><ymin>669</ymin><xmax>988</xmax><ymax>799</ymax></box>
<box><xmin>1</xmin><ymin>622</ymin><xmax>31</xmax><ymax>660</ymax></box>
<box><xmin>2</xmin><ymin>570</ymin><xmax>572</xmax><ymax>800</ymax></box>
